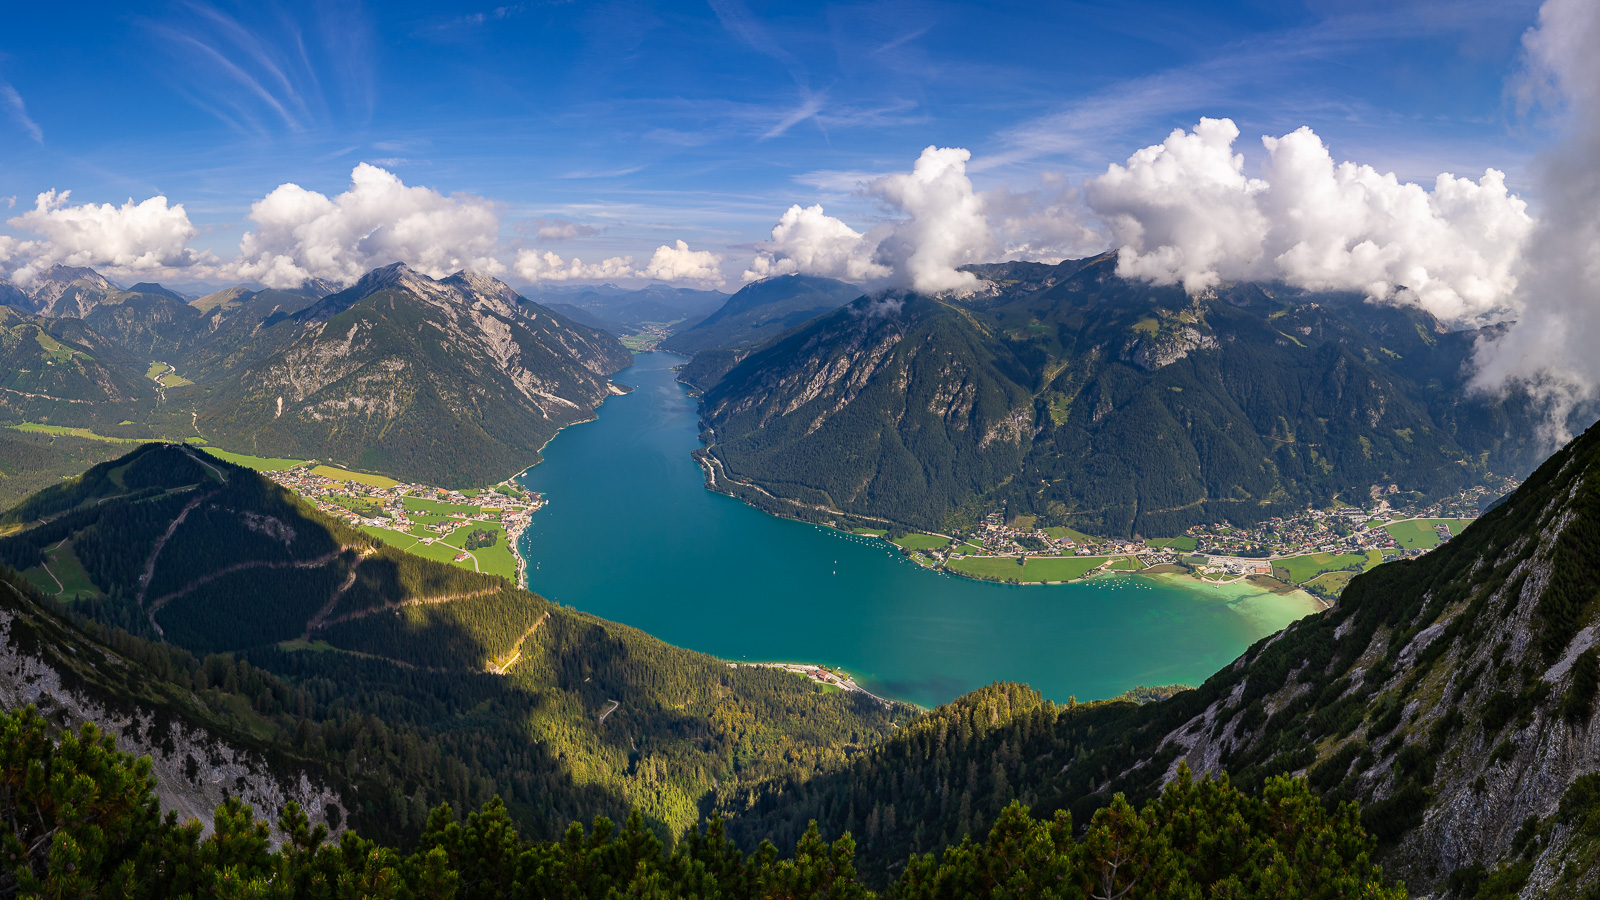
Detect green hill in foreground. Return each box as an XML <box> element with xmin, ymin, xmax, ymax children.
<box><xmin>4</xmin><ymin>703</ymin><xmax>1400</xmax><ymax>898</ymax></box>
<box><xmin>0</xmin><ymin>443</ymin><xmax>904</xmax><ymax>846</ymax></box>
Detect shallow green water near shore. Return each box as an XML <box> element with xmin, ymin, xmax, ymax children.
<box><xmin>517</xmin><ymin>351</ymin><xmax>1320</xmax><ymax>708</ymax></box>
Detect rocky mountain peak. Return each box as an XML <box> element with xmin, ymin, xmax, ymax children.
<box><xmin>22</xmin><ymin>265</ymin><xmax>121</xmax><ymax>317</ymax></box>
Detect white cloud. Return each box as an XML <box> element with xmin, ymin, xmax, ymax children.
<box><xmin>983</xmin><ymin>174</ymin><xmax>1104</xmax><ymax>263</ymax></box>
<box><xmin>866</xmin><ymin>147</ymin><xmax>995</xmax><ymax>296</ymax></box>
<box><xmin>514</xmin><ymin>240</ymin><xmax>726</xmax><ymax>287</ymax></box>
<box><xmin>528</xmin><ymin>219</ymin><xmax>600</xmax><ymax>241</ymax></box>
<box><xmin>746</xmin><ymin>145</ymin><xmax>995</xmax><ymax>295</ymax></box>
<box><xmin>232</xmin><ymin>163</ymin><xmax>504</xmax><ymax>289</ymax></box>
<box><xmin>1</xmin><ymin>82</ymin><xmax>42</xmax><ymax>143</ymax></box>
<box><xmin>513</xmin><ymin>249</ymin><xmax>638</xmax><ymax>282</ymax></box>
<box><xmin>4</xmin><ymin>189</ymin><xmax>206</xmax><ymax>285</ymax></box>
<box><xmin>641</xmin><ymin>240</ymin><xmax>725</xmax><ymax>286</ymax></box>
<box><xmin>1084</xmin><ymin>117</ymin><xmax>1534</xmax><ymax>322</ymax></box>
<box><xmin>741</xmin><ymin>204</ymin><xmax>889</xmax><ymax>282</ymax></box>
<box><xmin>1469</xmin><ymin>0</ymin><xmax>1600</xmax><ymax>441</ymax></box>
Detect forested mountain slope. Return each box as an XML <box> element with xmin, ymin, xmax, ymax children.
<box><xmin>663</xmin><ymin>274</ymin><xmax>862</xmax><ymax>357</ymax></box>
<box><xmin>0</xmin><ymin>444</ymin><xmax>906</xmax><ymax>845</ymax></box>
<box><xmin>5</xmin><ymin>701</ymin><xmax>1402</xmax><ymax>899</ymax></box>
<box><xmin>728</xmin><ymin>420</ymin><xmax>1600</xmax><ymax>896</ymax></box>
<box><xmin>0</xmin><ymin>305</ymin><xmax>159</xmax><ymax>424</ymax></box>
<box><xmin>700</xmin><ymin>253</ymin><xmax>1554</xmax><ymax>535</ymax></box>
<box><xmin>196</xmin><ymin>264</ymin><xmax>634</xmax><ymax>486</ymax></box>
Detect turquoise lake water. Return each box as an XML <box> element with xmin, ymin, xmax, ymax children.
<box><xmin>516</xmin><ymin>351</ymin><xmax>1320</xmax><ymax>708</ymax></box>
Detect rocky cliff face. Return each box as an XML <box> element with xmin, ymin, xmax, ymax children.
<box><xmin>198</xmin><ymin>263</ymin><xmax>633</xmax><ymax>486</ymax></box>
<box><xmin>21</xmin><ymin>265</ymin><xmax>122</xmax><ymax>317</ymax></box>
<box><xmin>0</xmin><ymin>583</ymin><xmax>345</xmax><ymax>842</ymax></box>
<box><xmin>1135</xmin><ymin>423</ymin><xmax>1600</xmax><ymax>896</ymax></box>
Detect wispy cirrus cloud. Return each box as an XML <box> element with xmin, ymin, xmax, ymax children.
<box><xmin>1</xmin><ymin>80</ymin><xmax>42</xmax><ymax>143</ymax></box>
<box><xmin>143</xmin><ymin>0</ymin><xmax>373</xmax><ymax>137</ymax></box>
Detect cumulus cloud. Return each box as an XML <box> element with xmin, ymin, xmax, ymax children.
<box><xmin>513</xmin><ymin>249</ymin><xmax>639</xmax><ymax>283</ymax></box>
<box><xmin>742</xmin><ymin>204</ymin><xmax>890</xmax><ymax>282</ymax></box>
<box><xmin>4</xmin><ymin>190</ymin><xmax>206</xmax><ymax>285</ymax></box>
<box><xmin>232</xmin><ymin>163</ymin><xmax>504</xmax><ymax>289</ymax></box>
<box><xmin>982</xmin><ymin>174</ymin><xmax>1103</xmax><ymax>263</ymax></box>
<box><xmin>1469</xmin><ymin>0</ymin><xmax>1600</xmax><ymax>441</ymax></box>
<box><xmin>1085</xmin><ymin>117</ymin><xmax>1533</xmax><ymax>322</ymax></box>
<box><xmin>514</xmin><ymin>240</ymin><xmax>725</xmax><ymax>286</ymax></box>
<box><xmin>641</xmin><ymin>240</ymin><xmax>725</xmax><ymax>285</ymax></box>
<box><xmin>746</xmin><ymin>145</ymin><xmax>996</xmax><ymax>295</ymax></box>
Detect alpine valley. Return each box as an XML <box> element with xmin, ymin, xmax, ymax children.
<box><xmin>691</xmin><ymin>254</ymin><xmax>1566</xmax><ymax>537</ymax></box>
<box><xmin>3</xmin><ymin>259</ymin><xmax>1599</xmax><ymax>898</ymax></box>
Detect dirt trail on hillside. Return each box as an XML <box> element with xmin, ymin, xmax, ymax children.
<box><xmin>313</xmin><ymin>587</ymin><xmax>501</xmax><ymax>629</ymax></box>
<box><xmin>487</xmin><ymin>611</ymin><xmax>549</xmax><ymax>674</ymax></box>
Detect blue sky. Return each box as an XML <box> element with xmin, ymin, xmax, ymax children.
<box><xmin>0</xmin><ymin>0</ymin><xmax>1556</xmax><ymax>290</ymax></box>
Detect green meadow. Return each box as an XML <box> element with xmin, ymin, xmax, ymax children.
<box><xmin>890</xmin><ymin>533</ymin><xmax>950</xmax><ymax>551</ymax></box>
<box><xmin>200</xmin><ymin>447</ymin><xmax>305</xmax><ymax>471</ymax></box>
<box><xmin>1272</xmin><ymin>549</ymin><xmax>1386</xmax><ymax>584</ymax></box>
<box><xmin>1384</xmin><ymin>518</ymin><xmax>1473</xmax><ymax>550</ymax></box>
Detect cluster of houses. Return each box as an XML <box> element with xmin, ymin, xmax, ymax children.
<box><xmin>265</xmin><ymin>465</ymin><xmax>539</xmax><ymax>545</ymax></box>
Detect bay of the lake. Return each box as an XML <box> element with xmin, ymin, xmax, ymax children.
<box><xmin>516</xmin><ymin>350</ymin><xmax>1319</xmax><ymax>708</ymax></box>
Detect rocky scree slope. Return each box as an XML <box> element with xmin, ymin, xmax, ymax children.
<box><xmin>0</xmin><ymin>568</ymin><xmax>347</xmax><ymax>841</ymax></box>
<box><xmin>698</xmin><ymin>253</ymin><xmax>1555</xmax><ymax>535</ymax></box>
<box><xmin>197</xmin><ymin>263</ymin><xmax>633</xmax><ymax>487</ymax></box>
<box><xmin>15</xmin><ymin>265</ymin><xmax>122</xmax><ymax>317</ymax></box>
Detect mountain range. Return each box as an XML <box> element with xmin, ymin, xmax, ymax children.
<box><xmin>692</xmin><ymin>254</ymin><xmax>1559</xmax><ymax>536</ymax></box>
<box><xmin>6</xmin><ymin>421</ymin><xmax>1600</xmax><ymax>894</ymax></box>
<box><xmin>522</xmin><ymin>282</ymin><xmax>729</xmax><ymax>336</ymax></box>
<box><xmin>0</xmin><ymin>262</ymin><xmax>633</xmax><ymax>488</ymax></box>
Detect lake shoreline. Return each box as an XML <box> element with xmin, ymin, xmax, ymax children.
<box><xmin>512</xmin><ymin>350</ymin><xmax>1332</xmax><ymax>709</ymax></box>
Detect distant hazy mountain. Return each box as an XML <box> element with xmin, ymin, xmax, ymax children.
<box><xmin>20</xmin><ymin>265</ymin><xmax>122</xmax><ymax>317</ymax></box>
<box><xmin>697</xmin><ymin>254</ymin><xmax>1558</xmax><ymax>535</ymax></box>
<box><xmin>0</xmin><ymin>276</ymin><xmax>30</xmax><ymax>309</ymax></box>
<box><xmin>662</xmin><ymin>274</ymin><xmax>863</xmax><ymax>356</ymax></box>
<box><xmin>198</xmin><ymin>263</ymin><xmax>633</xmax><ymax>486</ymax></box>
<box><xmin>520</xmin><ymin>282</ymin><xmax>728</xmax><ymax>334</ymax></box>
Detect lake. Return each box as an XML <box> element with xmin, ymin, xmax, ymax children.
<box><xmin>516</xmin><ymin>351</ymin><xmax>1320</xmax><ymax>708</ymax></box>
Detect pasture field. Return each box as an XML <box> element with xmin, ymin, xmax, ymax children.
<box><xmin>359</xmin><ymin>524</ymin><xmax>478</xmax><ymax>568</ymax></box>
<box><xmin>442</xmin><ymin>522</ymin><xmax>517</xmax><ymax>579</ymax></box>
<box><xmin>1146</xmin><ymin>536</ymin><xmax>1199</xmax><ymax>552</ymax></box>
<box><xmin>1304</xmin><ymin>571</ymin><xmax>1357</xmax><ymax>596</ymax></box>
<box><xmin>20</xmin><ymin>540</ymin><xmax>101</xmax><ymax>600</ymax></box>
<box><xmin>311</xmin><ymin>465</ymin><xmax>401</xmax><ymax>489</ymax></box>
<box><xmin>200</xmin><ymin>447</ymin><xmax>305</xmax><ymax>471</ymax></box>
<box><xmin>1384</xmin><ymin>518</ymin><xmax>1474</xmax><ymax>550</ymax></box>
<box><xmin>1043</xmin><ymin>526</ymin><xmax>1100</xmax><ymax>545</ymax></box>
<box><xmin>891</xmin><ymin>533</ymin><xmax>951</xmax><ymax>551</ymax></box>
<box><xmin>1272</xmin><ymin>549</ymin><xmax>1386</xmax><ymax>584</ymax></box>
<box><xmin>9</xmin><ymin>423</ymin><xmax>140</xmax><ymax>443</ymax></box>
